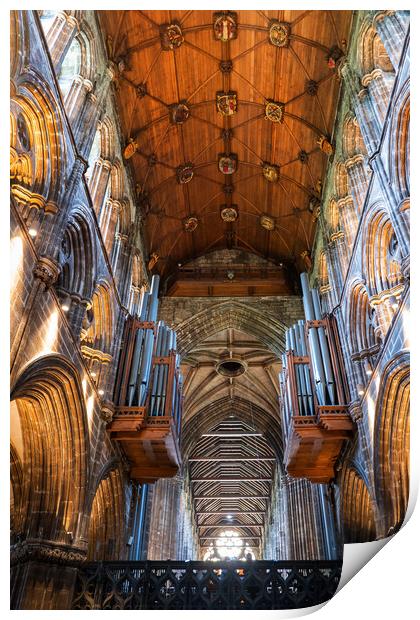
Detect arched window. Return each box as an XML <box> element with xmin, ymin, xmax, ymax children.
<box><xmin>81</xmin><ymin>282</ymin><xmax>114</xmax><ymax>391</ymax></box>
<box><xmin>58</xmin><ymin>36</ymin><xmax>82</xmax><ymax>99</ymax></box>
<box><xmin>86</xmin><ymin>118</ymin><xmax>115</xmax><ymax>216</ymax></box>
<box><xmin>38</xmin><ymin>10</ymin><xmax>58</xmax><ymax>37</ymax></box>
<box><xmin>203</xmin><ymin>530</ymin><xmax>255</xmax><ymax>562</ymax></box>
<box><xmin>358</xmin><ymin>25</ymin><xmax>394</xmax><ymax>126</ymax></box>
<box><xmin>348</xmin><ymin>282</ymin><xmax>380</xmax><ymax>386</ymax></box>
<box><xmin>129</xmin><ymin>252</ymin><xmax>145</xmax><ymax>316</ymax></box>
<box><xmin>364</xmin><ymin>208</ymin><xmax>404</xmax><ymax>337</ymax></box>
<box><xmin>85</xmin><ymin>126</ymin><xmax>101</xmax><ymax>182</ymax></box>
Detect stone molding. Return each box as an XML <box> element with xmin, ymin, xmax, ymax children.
<box><xmin>10</xmin><ymin>539</ymin><xmax>87</xmax><ymax>567</ymax></box>
<box><xmin>33</xmin><ymin>255</ymin><xmax>61</xmax><ymax>289</ymax></box>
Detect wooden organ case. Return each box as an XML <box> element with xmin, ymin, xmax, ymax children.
<box><xmin>108</xmin><ymin>276</ymin><xmax>183</xmax><ymax>483</ymax></box>
<box><xmin>280</xmin><ymin>274</ymin><xmax>354</xmax><ymax>483</ymax></box>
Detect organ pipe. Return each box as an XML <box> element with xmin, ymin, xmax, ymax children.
<box><xmin>118</xmin><ymin>276</ymin><xmax>183</xmax><ymax>425</ymax></box>
<box><xmin>281</xmin><ymin>273</ymin><xmax>345</xmax><ymax>429</ymax></box>
<box><xmin>300</xmin><ymin>272</ymin><xmax>327</xmax><ymax>405</ymax></box>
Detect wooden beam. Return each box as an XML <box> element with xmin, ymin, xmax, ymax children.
<box><xmin>197</xmin><ymin>511</ymin><xmax>266</xmax><ymax>515</ymax></box>
<box><xmin>194</xmin><ymin>495</ymin><xmax>269</xmax><ymax>500</ymax></box>
<box><xmin>198</xmin><ymin>525</ymin><xmax>262</xmax><ymax>530</ymax></box>
<box><xmin>199</xmin><ymin>536</ymin><xmax>261</xmax><ymax>541</ymax></box>
<box><xmin>130</xmin><ymin>465</ymin><xmax>178</xmax><ymax>478</ymax></box>
<box><xmin>189</xmin><ymin>457</ymin><xmax>275</xmax><ymax>462</ymax></box>
<box><xmin>201</xmin><ymin>433</ymin><xmax>263</xmax><ymax>438</ymax></box>
<box><xmin>199</xmin><ymin>544</ymin><xmax>260</xmax><ymax>548</ymax></box>
<box><xmin>191</xmin><ymin>477</ymin><xmax>272</xmax><ymax>483</ymax></box>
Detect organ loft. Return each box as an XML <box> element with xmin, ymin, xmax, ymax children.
<box><xmin>10</xmin><ymin>9</ymin><xmax>410</xmax><ymax>610</ymax></box>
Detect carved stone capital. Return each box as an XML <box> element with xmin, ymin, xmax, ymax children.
<box><xmin>33</xmin><ymin>256</ymin><xmax>61</xmax><ymax>289</ymax></box>
<box><xmin>348</xmin><ymin>401</ymin><xmax>363</xmax><ymax>423</ymax></box>
<box><xmin>100</xmin><ymin>401</ymin><xmax>115</xmax><ymax>424</ymax></box>
<box><xmin>373</xmin><ymin>9</ymin><xmax>396</xmax><ymax>25</ymax></box>
<box><xmin>401</xmin><ymin>255</ymin><xmax>410</xmax><ymax>281</ymax></box>
<box><xmin>10</xmin><ymin>539</ymin><xmax>87</xmax><ymax>567</ymax></box>
<box><xmin>344</xmin><ymin>154</ymin><xmax>365</xmax><ymax>169</ymax></box>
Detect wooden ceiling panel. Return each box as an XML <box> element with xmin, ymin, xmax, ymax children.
<box><xmin>99</xmin><ymin>10</ymin><xmax>352</xmax><ymax>290</ymax></box>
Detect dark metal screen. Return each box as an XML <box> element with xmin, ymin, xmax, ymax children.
<box><xmin>72</xmin><ymin>560</ymin><xmax>342</xmax><ymax>610</ymax></box>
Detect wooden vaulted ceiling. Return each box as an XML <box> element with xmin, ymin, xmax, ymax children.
<box><xmin>99</xmin><ymin>10</ymin><xmax>352</xmax><ymax>292</ymax></box>
<box><xmin>180</xmin><ymin>326</ymin><xmax>282</xmax><ymax>555</ymax></box>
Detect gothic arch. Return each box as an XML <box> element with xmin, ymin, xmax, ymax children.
<box><xmin>56</xmin><ymin>206</ymin><xmax>97</xmax><ymax>302</ymax></box>
<box><xmin>176</xmin><ymin>300</ymin><xmax>288</xmax><ymax>358</ymax></box>
<box><xmin>10</xmin><ymin>74</ymin><xmax>67</xmax><ymax>220</ymax></box>
<box><xmin>339</xmin><ymin>464</ymin><xmax>376</xmax><ymax>543</ymax></box>
<box><xmin>357</xmin><ymin>21</ymin><xmax>394</xmax><ymax>125</ymax></box>
<box><xmin>99</xmin><ymin>117</ymin><xmax>116</xmax><ymax>162</ymax></box>
<box><xmin>10</xmin><ymin>354</ymin><xmax>90</xmax><ymax>544</ymax></box>
<box><xmin>342</xmin><ymin>115</ymin><xmax>367</xmax><ymax>159</ymax></box>
<box><xmin>87</xmin><ymin>466</ymin><xmax>126</xmax><ymax>561</ymax></box>
<box><xmin>358</xmin><ymin>22</ymin><xmax>394</xmax><ymax>75</ymax></box>
<box><xmin>58</xmin><ymin>20</ymin><xmax>97</xmax><ymax>94</ymax></box>
<box><xmin>373</xmin><ymin>353</ymin><xmax>410</xmax><ymax>536</ymax></box>
<box><xmin>347</xmin><ymin>280</ymin><xmax>377</xmax><ymax>357</ymax></box>
<box><xmin>83</xmin><ymin>280</ymin><xmax>114</xmax><ymax>354</ymax></box>
<box><xmin>363</xmin><ymin>205</ymin><xmax>403</xmax><ymax>298</ymax></box>
<box><xmin>317</xmin><ymin>251</ymin><xmax>330</xmax><ymax>294</ymax></box>
<box><xmin>388</xmin><ymin>79</ymin><xmax>410</xmax><ymax>200</ymax></box>
<box><xmin>10</xmin><ymin>443</ymin><xmax>24</xmax><ymax>539</ymax></box>
<box><xmin>334</xmin><ymin>162</ymin><xmax>348</xmax><ymax>199</ymax></box>
<box><xmin>110</xmin><ymin>159</ymin><xmax>124</xmax><ymax>201</ymax></box>
<box><xmin>128</xmin><ymin>250</ymin><xmax>146</xmax><ymax>315</ymax></box>
<box><xmin>10</xmin><ymin>11</ymin><xmax>26</xmax><ymax>79</ymax></box>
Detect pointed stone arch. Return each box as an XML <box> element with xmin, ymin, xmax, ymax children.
<box><xmin>339</xmin><ymin>464</ymin><xmax>376</xmax><ymax>542</ymax></box>
<box><xmin>56</xmin><ymin>205</ymin><xmax>97</xmax><ymax>302</ymax></box>
<box><xmin>373</xmin><ymin>353</ymin><xmax>410</xmax><ymax>537</ymax></box>
<box><xmin>10</xmin><ymin>75</ymin><xmax>67</xmax><ymax>221</ymax></box>
<box><xmin>87</xmin><ymin>464</ymin><xmax>127</xmax><ymax>561</ymax></box>
<box><xmin>10</xmin><ymin>354</ymin><xmax>90</xmax><ymax>544</ymax></box>
<box><xmin>175</xmin><ymin>300</ymin><xmax>288</xmax><ymax>358</ymax></box>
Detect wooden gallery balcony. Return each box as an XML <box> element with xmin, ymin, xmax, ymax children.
<box><xmin>108</xmin><ymin>317</ymin><xmax>182</xmax><ymax>483</ymax></box>
<box><xmin>282</xmin><ymin>317</ymin><xmax>354</xmax><ymax>483</ymax></box>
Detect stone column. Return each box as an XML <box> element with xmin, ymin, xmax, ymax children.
<box><xmin>65</xmin><ymin>76</ymin><xmax>94</xmax><ymax>127</ymax></box>
<box><xmin>34</xmin><ymin>154</ymin><xmax>87</xmax><ymax>260</ymax></box>
<box><xmin>340</xmin><ymin>63</ymin><xmax>380</xmax><ymax>154</ymax></box>
<box><xmin>374</xmin><ymin>10</ymin><xmax>409</xmax><ymax>71</ymax></box>
<box><xmin>278</xmin><ymin>475</ymin><xmax>338</xmax><ymax>560</ymax></box>
<box><xmin>361</xmin><ymin>69</ymin><xmax>394</xmax><ymax>126</ymax></box>
<box><xmin>330</xmin><ymin>231</ymin><xmax>347</xmax><ymax>283</ymax></box>
<box><xmin>11</xmin><ymin>256</ymin><xmax>61</xmax><ymax>377</ymax></box>
<box><xmin>44</xmin><ymin>11</ymin><xmax>80</xmax><ymax>71</ymax></box>
<box><xmin>146</xmin><ymin>475</ymin><xmax>182</xmax><ymax>560</ymax></box>
<box><xmin>89</xmin><ymin>159</ymin><xmax>112</xmax><ymax>215</ymax></box>
<box><xmin>77</xmin><ymin>63</ymin><xmax>116</xmax><ymax>160</ymax></box>
<box><xmin>10</xmin><ymin>544</ymin><xmax>85</xmax><ymax>610</ymax></box>
<box><xmin>337</xmin><ymin>195</ymin><xmax>358</xmax><ymax>256</ymax></box>
<box><xmin>345</xmin><ymin>155</ymin><xmax>370</xmax><ymax>215</ymax></box>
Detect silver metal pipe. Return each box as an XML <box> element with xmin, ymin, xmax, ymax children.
<box><xmin>298</xmin><ymin>321</ymin><xmax>314</xmax><ymax>415</ymax></box>
<box><xmin>156</xmin><ymin>326</ymin><xmax>169</xmax><ymax>416</ymax></box>
<box><xmin>138</xmin><ymin>328</ymin><xmax>155</xmax><ymax>406</ymax></box>
<box><xmin>149</xmin><ymin>322</ymin><xmax>164</xmax><ymax>415</ymax></box>
<box><xmin>300</xmin><ymin>272</ymin><xmax>327</xmax><ymax>405</ymax></box>
<box><xmin>293</xmin><ymin>324</ymin><xmax>309</xmax><ymax>415</ymax></box>
<box><xmin>147</xmin><ymin>274</ymin><xmax>160</xmax><ymax>322</ymax></box>
<box><xmin>311</xmin><ymin>288</ymin><xmax>337</xmax><ymax>404</ymax></box>
<box><xmin>126</xmin><ymin>291</ymin><xmax>149</xmax><ymax>405</ymax></box>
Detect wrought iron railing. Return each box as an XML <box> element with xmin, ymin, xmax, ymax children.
<box><xmin>72</xmin><ymin>560</ymin><xmax>342</xmax><ymax>610</ymax></box>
